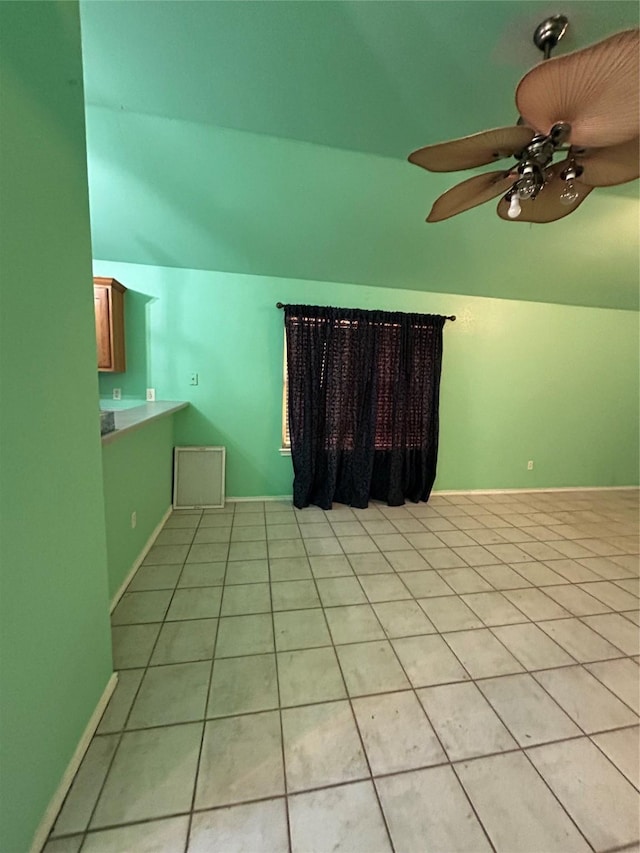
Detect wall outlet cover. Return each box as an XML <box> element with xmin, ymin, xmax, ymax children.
<box><xmin>146</xmin><ymin>388</ymin><xmax>156</xmax><ymax>402</ymax></box>
<box><xmin>113</xmin><ymin>388</ymin><xmax>122</xmax><ymax>400</ymax></box>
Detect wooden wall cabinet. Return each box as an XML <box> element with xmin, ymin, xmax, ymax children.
<box><xmin>94</xmin><ymin>277</ymin><xmax>126</xmax><ymax>372</ymax></box>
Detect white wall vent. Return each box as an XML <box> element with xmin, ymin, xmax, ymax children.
<box><xmin>173</xmin><ymin>446</ymin><xmax>226</xmax><ymax>509</ymax></box>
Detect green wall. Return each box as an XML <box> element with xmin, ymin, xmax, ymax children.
<box><xmin>0</xmin><ymin>4</ymin><xmax>113</xmax><ymax>851</ymax></box>
<box><xmin>95</xmin><ymin>260</ymin><xmax>639</xmax><ymax>498</ymax></box>
<box><xmin>102</xmin><ymin>417</ymin><xmax>175</xmax><ymax>600</ymax></box>
<box><xmin>85</xmin><ymin>105</ymin><xmax>640</xmax><ymax>314</ymax></box>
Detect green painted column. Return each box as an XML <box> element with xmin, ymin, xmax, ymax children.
<box><xmin>0</xmin><ymin>3</ymin><xmax>113</xmax><ymax>850</ymax></box>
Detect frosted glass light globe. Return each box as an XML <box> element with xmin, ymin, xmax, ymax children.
<box><xmin>559</xmin><ymin>182</ymin><xmax>580</xmax><ymax>206</ymax></box>
<box><xmin>508</xmin><ymin>195</ymin><xmax>522</xmax><ymax>218</ymax></box>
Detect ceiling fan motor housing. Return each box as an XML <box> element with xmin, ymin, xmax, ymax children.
<box><xmin>510</xmin><ymin>117</ymin><xmax>581</xmax><ymax>202</ymax></box>
<box><xmin>525</xmin><ymin>135</ymin><xmax>556</xmax><ymax>165</ymax></box>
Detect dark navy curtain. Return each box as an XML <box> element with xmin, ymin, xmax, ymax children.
<box><xmin>284</xmin><ymin>304</ymin><xmax>446</xmax><ymax>509</ymax></box>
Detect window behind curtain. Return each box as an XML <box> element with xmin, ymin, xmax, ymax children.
<box><xmin>283</xmin><ymin>303</ymin><xmax>445</xmax><ymax>509</ymax></box>
<box><xmin>282</xmin><ymin>315</ymin><xmax>439</xmax><ymax>452</ymax></box>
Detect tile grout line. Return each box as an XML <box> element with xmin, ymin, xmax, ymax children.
<box><xmin>477</xmin><ymin>613</ymin><xmax>640</xmax><ymax>725</ymax></box>
<box><xmin>516</xmin><ymin>742</ymin><xmax>598</xmax><ymax>852</ymax></box>
<box><xmin>344</xmin><ymin>544</ymin><xmax>635</xmax><ymax>853</ymax></box>
<box><xmin>113</xmin><ymin>585</ymin><xmax>636</xmax><ymax>617</ymax></box>
<box><xmin>266</xmin><ymin>525</ymin><xmax>294</xmax><ymax>853</ymax></box>
<box><xmin>74</xmin><ymin>509</ymin><xmax>206</xmax><ymax>852</ymax></box>
<box><xmin>111</xmin><ymin>614</ymin><xmax>637</xmax><ymax>674</ymax></box>
<box><xmin>426</xmin><ymin>624</ymin><xmax>602</xmax><ymax>853</ymax></box>
<box><xmin>182</xmin><ymin>504</ymin><xmax>236</xmax><ymax>852</ymax></box>
<box><xmin>345</xmin><ymin>559</ymin><xmax>499</xmax><ymax>853</ymax></box>
<box><xmin>440</xmin><ymin>647</ymin><xmax>602</xmax><ymax>852</ymax></box>
<box><xmin>51</xmin><ymin>713</ymin><xmax>640</xmax><ymax>846</ymax></box>
<box><xmin>46</xmin><ymin>495</ymin><xmax>638</xmax><ymax>850</ymax></box>
<box><xmin>142</xmin><ymin>543</ymin><xmax>638</xmax><ymax>583</ymax></box>
<box><xmin>573</xmin><ymin>611</ymin><xmax>638</xmax><ymax>659</ymax></box>
<box><xmin>586</xmin><ymin>731</ymin><xmax>640</xmax><ymax>796</ymax></box>
<box><xmin>601</xmin><ymin>840</ymin><xmax>640</xmax><ymax>853</ymax></box>
<box><xmin>114</xmin><ymin>521</ymin><xmax>639</xmax><ymax>672</ymax></box>
<box><xmin>91</xmin><ymin>698</ymin><xmax>639</xmax><ymax>739</ymax></box>
<box><xmin>299</xmin><ymin>522</ymin><xmax>399</xmax><ymax>853</ymax></box>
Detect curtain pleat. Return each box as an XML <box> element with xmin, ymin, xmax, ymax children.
<box><xmin>284</xmin><ymin>304</ymin><xmax>445</xmax><ymax>509</ymax></box>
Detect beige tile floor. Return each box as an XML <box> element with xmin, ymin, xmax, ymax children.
<box><xmin>45</xmin><ymin>490</ymin><xmax>640</xmax><ymax>853</ymax></box>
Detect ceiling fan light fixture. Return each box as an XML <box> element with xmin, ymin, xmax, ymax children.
<box><xmin>560</xmin><ymin>162</ymin><xmax>584</xmax><ymax>182</ymax></box>
<box><xmin>507</xmin><ymin>193</ymin><xmax>522</xmax><ymax>219</ymax></box>
<box><xmin>497</xmin><ymin>159</ymin><xmax>594</xmax><ymax>222</ymax></box>
<box><xmin>408</xmin><ymin>19</ymin><xmax>639</xmax><ymax>224</ymax></box>
<box><xmin>515</xmin><ymin>167</ymin><xmax>542</xmax><ymax>199</ymax></box>
<box><xmin>558</xmin><ymin>182</ymin><xmax>580</xmax><ymax>206</ymax></box>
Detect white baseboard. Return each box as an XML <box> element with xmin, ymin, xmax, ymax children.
<box><xmin>30</xmin><ymin>672</ymin><xmax>118</xmax><ymax>853</ymax></box>
<box><xmin>228</xmin><ymin>486</ymin><xmax>637</xmax><ymax>504</ymax></box>
<box><xmin>110</xmin><ymin>506</ymin><xmax>172</xmax><ymax>612</ymax></box>
<box><xmin>432</xmin><ymin>486</ymin><xmax>639</xmax><ymax>496</ymax></box>
<box><xmin>227</xmin><ymin>495</ymin><xmax>294</xmax><ymax>503</ymax></box>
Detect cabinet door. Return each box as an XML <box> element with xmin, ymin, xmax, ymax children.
<box><xmin>94</xmin><ymin>286</ymin><xmax>112</xmax><ymax>369</ymax></box>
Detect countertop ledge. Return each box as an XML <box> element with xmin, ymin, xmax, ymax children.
<box><xmin>101</xmin><ymin>401</ymin><xmax>188</xmax><ymax>444</ymax></box>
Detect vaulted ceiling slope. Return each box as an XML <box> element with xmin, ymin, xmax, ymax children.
<box><xmin>80</xmin><ymin>1</ymin><xmax>640</xmax><ymax>310</ymax></box>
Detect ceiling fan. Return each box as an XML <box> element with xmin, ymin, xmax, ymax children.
<box><xmin>408</xmin><ymin>17</ymin><xmax>639</xmax><ymax>223</ymax></box>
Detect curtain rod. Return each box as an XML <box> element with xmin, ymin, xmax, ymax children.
<box><xmin>275</xmin><ymin>302</ymin><xmax>456</xmax><ymax>321</ymax></box>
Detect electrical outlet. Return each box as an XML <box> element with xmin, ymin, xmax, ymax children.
<box><xmin>131</xmin><ymin>511</ymin><xmax>137</xmax><ymax>529</ymax></box>
<box><xmin>113</xmin><ymin>388</ymin><xmax>122</xmax><ymax>400</ymax></box>
<box><xmin>189</xmin><ymin>373</ymin><xmax>199</xmax><ymax>386</ymax></box>
<box><xmin>527</xmin><ymin>460</ymin><xmax>534</xmax><ymax>470</ymax></box>
<box><xmin>146</xmin><ymin>388</ymin><xmax>156</xmax><ymax>402</ymax></box>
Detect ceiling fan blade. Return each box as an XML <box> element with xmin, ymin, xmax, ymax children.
<box><xmin>577</xmin><ymin>137</ymin><xmax>640</xmax><ymax>187</ymax></box>
<box><xmin>496</xmin><ymin>161</ymin><xmax>593</xmax><ymax>223</ymax></box>
<box><xmin>515</xmin><ymin>28</ymin><xmax>640</xmax><ymax>148</ymax></box>
<box><xmin>408</xmin><ymin>126</ymin><xmax>534</xmax><ymax>173</ymax></box>
<box><xmin>427</xmin><ymin>170</ymin><xmax>516</xmax><ymax>222</ymax></box>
